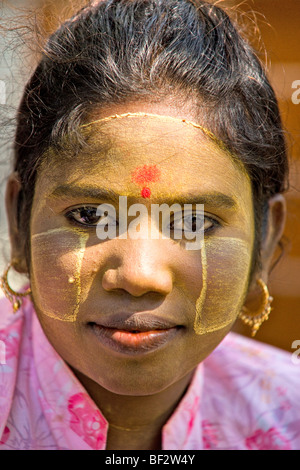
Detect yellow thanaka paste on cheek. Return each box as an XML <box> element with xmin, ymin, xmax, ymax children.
<box><xmin>31</xmin><ymin>228</ymin><xmax>89</xmax><ymax>322</ymax></box>
<box><xmin>72</xmin><ymin>233</ymin><xmax>89</xmax><ymax>320</ymax></box>
<box><xmin>194</xmin><ymin>240</ymin><xmax>207</xmax><ymax>334</ymax></box>
<box><xmin>194</xmin><ymin>237</ymin><xmax>252</xmax><ymax>335</ymax></box>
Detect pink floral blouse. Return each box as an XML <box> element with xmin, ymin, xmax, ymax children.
<box><xmin>0</xmin><ymin>295</ymin><xmax>299</xmax><ymax>450</ymax></box>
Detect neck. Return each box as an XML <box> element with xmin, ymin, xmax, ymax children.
<box><xmin>73</xmin><ymin>368</ymin><xmax>195</xmax><ymax>450</ymax></box>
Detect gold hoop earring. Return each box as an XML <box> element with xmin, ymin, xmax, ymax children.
<box><xmin>0</xmin><ymin>263</ymin><xmax>31</xmax><ymax>313</ymax></box>
<box><xmin>238</xmin><ymin>278</ymin><xmax>273</xmax><ymax>337</ymax></box>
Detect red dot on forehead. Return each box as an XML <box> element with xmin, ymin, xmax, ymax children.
<box><xmin>141</xmin><ymin>187</ymin><xmax>151</xmax><ymax>198</ymax></box>
<box><xmin>131</xmin><ymin>164</ymin><xmax>161</xmax><ymax>199</ymax></box>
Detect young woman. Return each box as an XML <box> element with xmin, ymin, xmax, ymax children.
<box><xmin>0</xmin><ymin>0</ymin><xmax>299</xmax><ymax>450</ymax></box>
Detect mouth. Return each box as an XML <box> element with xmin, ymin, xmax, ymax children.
<box><xmin>87</xmin><ymin>314</ymin><xmax>183</xmax><ymax>355</ymax></box>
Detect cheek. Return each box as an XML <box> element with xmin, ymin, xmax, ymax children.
<box><xmin>194</xmin><ymin>237</ymin><xmax>252</xmax><ymax>335</ymax></box>
<box><xmin>30</xmin><ymin>229</ymin><xmax>89</xmax><ymax>322</ymax></box>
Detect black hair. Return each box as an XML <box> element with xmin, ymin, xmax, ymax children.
<box><xmin>13</xmin><ymin>0</ymin><xmax>289</xmax><ymax>279</ymax></box>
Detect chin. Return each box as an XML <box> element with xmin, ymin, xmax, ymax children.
<box><xmin>72</xmin><ymin>359</ymin><xmax>191</xmax><ymax>398</ymax></box>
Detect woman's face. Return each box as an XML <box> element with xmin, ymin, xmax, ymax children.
<box><xmin>28</xmin><ymin>104</ymin><xmax>255</xmax><ymax>396</ymax></box>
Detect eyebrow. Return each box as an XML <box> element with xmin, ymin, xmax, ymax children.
<box><xmin>50</xmin><ymin>184</ymin><xmax>237</xmax><ymax>209</ymax></box>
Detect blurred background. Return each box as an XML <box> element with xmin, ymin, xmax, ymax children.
<box><xmin>0</xmin><ymin>0</ymin><xmax>299</xmax><ymax>351</ymax></box>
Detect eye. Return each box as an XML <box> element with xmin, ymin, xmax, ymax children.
<box><xmin>65</xmin><ymin>206</ymin><xmax>112</xmax><ymax>227</ymax></box>
<box><xmin>169</xmin><ymin>212</ymin><xmax>219</xmax><ymax>234</ymax></box>
<box><xmin>183</xmin><ymin>214</ymin><xmax>214</xmax><ymax>233</ymax></box>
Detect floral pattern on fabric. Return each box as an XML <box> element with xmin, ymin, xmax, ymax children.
<box><xmin>245</xmin><ymin>427</ymin><xmax>291</xmax><ymax>450</ymax></box>
<box><xmin>68</xmin><ymin>393</ymin><xmax>106</xmax><ymax>450</ymax></box>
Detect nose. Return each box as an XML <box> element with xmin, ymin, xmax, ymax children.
<box><xmin>102</xmin><ymin>239</ymin><xmax>174</xmax><ymax>297</ymax></box>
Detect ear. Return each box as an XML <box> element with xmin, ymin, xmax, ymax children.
<box><xmin>242</xmin><ymin>194</ymin><xmax>286</xmax><ymax>310</ymax></box>
<box><xmin>5</xmin><ymin>172</ymin><xmax>28</xmax><ymax>273</ymax></box>
<box><xmin>239</xmin><ymin>194</ymin><xmax>286</xmax><ymax>311</ymax></box>
<box><xmin>259</xmin><ymin>194</ymin><xmax>287</xmax><ymax>284</ymax></box>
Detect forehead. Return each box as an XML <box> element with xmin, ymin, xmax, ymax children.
<box><xmin>39</xmin><ymin>115</ymin><xmax>251</xmax><ymax>200</ymax></box>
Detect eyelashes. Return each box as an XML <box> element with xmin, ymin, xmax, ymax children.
<box><xmin>65</xmin><ymin>206</ymin><xmax>105</xmax><ymax>227</ymax></box>
<box><xmin>64</xmin><ymin>205</ymin><xmax>221</xmax><ymax>235</ymax></box>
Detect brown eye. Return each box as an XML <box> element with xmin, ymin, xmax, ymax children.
<box><xmin>66</xmin><ymin>206</ymin><xmax>101</xmax><ymax>226</ymax></box>
<box><xmin>169</xmin><ymin>213</ymin><xmax>218</xmax><ymax>234</ymax></box>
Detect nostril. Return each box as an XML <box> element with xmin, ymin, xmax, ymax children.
<box><xmin>102</xmin><ymin>265</ymin><xmax>173</xmax><ymax>297</ymax></box>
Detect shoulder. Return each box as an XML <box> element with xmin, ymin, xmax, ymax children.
<box><xmin>213</xmin><ymin>332</ymin><xmax>298</xmax><ymax>375</ymax></box>
<box><xmin>0</xmin><ymin>295</ymin><xmax>32</xmax><ymax>363</ymax></box>
<box><xmin>0</xmin><ymin>296</ymin><xmax>25</xmax><ymax>444</ymax></box>
<box><xmin>204</xmin><ymin>331</ymin><xmax>299</xmax><ymax>395</ymax></box>
<box><xmin>0</xmin><ymin>294</ymin><xmax>23</xmax><ymax>330</ymax></box>
<box><xmin>201</xmin><ymin>332</ymin><xmax>300</xmax><ymax>449</ymax></box>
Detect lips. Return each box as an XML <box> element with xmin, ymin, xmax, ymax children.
<box><xmin>93</xmin><ymin>313</ymin><xmax>179</xmax><ymax>331</ymax></box>
<box><xmin>88</xmin><ymin>313</ymin><xmax>182</xmax><ymax>355</ymax></box>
